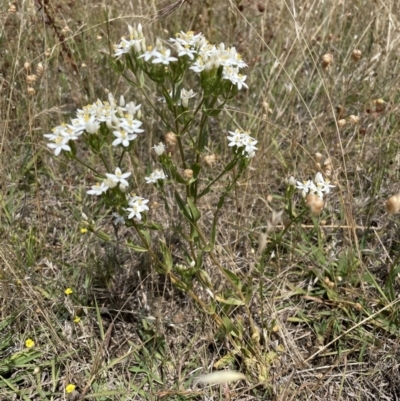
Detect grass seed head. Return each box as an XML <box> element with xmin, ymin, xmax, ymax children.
<box><xmin>203</xmin><ymin>154</ymin><xmax>217</xmax><ymax>167</ymax></box>
<box><xmin>36</xmin><ymin>63</ymin><xmax>44</xmax><ymax>77</ymax></box>
<box><xmin>306</xmin><ymin>193</ymin><xmax>324</xmax><ymax>215</ymax></box>
<box><xmin>386</xmin><ymin>194</ymin><xmax>400</xmax><ymax>215</ymax></box>
<box><xmin>8</xmin><ymin>3</ymin><xmax>17</xmax><ymax>13</ymax></box>
<box><xmin>348</xmin><ymin>115</ymin><xmax>360</xmax><ymax>125</ymax></box>
<box><xmin>352</xmin><ymin>49</ymin><xmax>362</xmax><ymax>62</ymax></box>
<box><xmin>321</xmin><ymin>53</ymin><xmax>333</xmax><ymax>70</ymax></box>
<box><xmin>26</xmin><ymin>74</ymin><xmax>37</xmax><ymax>84</ymax></box>
<box><xmin>165</xmin><ymin>131</ymin><xmax>177</xmax><ymax>147</ymax></box>
<box><xmin>183</xmin><ymin>169</ymin><xmax>193</xmax><ymax>180</ymax></box>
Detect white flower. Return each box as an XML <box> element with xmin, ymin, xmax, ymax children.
<box><xmin>151</xmin><ymin>49</ymin><xmax>178</xmax><ymax>65</ymax></box>
<box><xmin>126</xmin><ymin>195</ymin><xmax>149</xmax><ymax>220</ymax></box>
<box><xmin>189</xmin><ymin>57</ymin><xmax>205</xmax><ymax>73</ymax></box>
<box><xmin>103</xmin><ymin>177</ymin><xmax>118</xmax><ymax>189</ymax></box>
<box><xmin>105</xmin><ymin>167</ymin><xmax>131</xmax><ymax>187</ymax></box>
<box><xmin>153</xmin><ymin>142</ymin><xmax>166</xmax><ymax>155</ymax></box>
<box><xmin>145</xmin><ymin>169</ymin><xmax>167</xmax><ymax>184</ymax></box>
<box><xmin>227</xmin><ymin>129</ymin><xmax>257</xmax><ymax>158</ymax></box>
<box><xmin>296</xmin><ymin>180</ymin><xmax>316</xmax><ymax>198</ymax></box>
<box><xmin>118</xmin><ymin>115</ymin><xmax>144</xmax><ymax>135</ymax></box>
<box><xmin>126</xmin><ymin>101</ymin><xmax>141</xmax><ymax>116</ymax></box>
<box><xmin>222</xmin><ymin>66</ymin><xmax>248</xmax><ymax>90</ymax></box>
<box><xmin>87</xmin><ymin>182</ymin><xmax>109</xmax><ymax>196</ymax></box>
<box><xmin>180</xmin><ymin>88</ymin><xmax>196</xmax><ymax>108</ymax></box>
<box><xmin>174</xmin><ymin>42</ymin><xmax>197</xmax><ymax>59</ymax></box>
<box><xmin>112</xmin><ymin>212</ymin><xmax>125</xmax><ymax>225</ymax></box>
<box><xmin>46</xmin><ymin>135</ymin><xmax>71</xmax><ymax>156</ymax></box>
<box><xmin>112</xmin><ymin>128</ymin><xmax>137</xmax><ymax>147</ymax></box>
<box><xmin>314</xmin><ymin>172</ymin><xmax>335</xmax><ymax>196</ymax></box>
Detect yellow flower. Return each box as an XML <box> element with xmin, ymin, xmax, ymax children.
<box><xmin>64</xmin><ymin>288</ymin><xmax>73</xmax><ymax>295</ymax></box>
<box><xmin>80</xmin><ymin>228</ymin><xmax>88</xmax><ymax>234</ymax></box>
<box><xmin>73</xmin><ymin>316</ymin><xmax>81</xmax><ymax>323</ymax></box>
<box><xmin>65</xmin><ymin>384</ymin><xmax>76</xmax><ymax>393</ymax></box>
<box><xmin>25</xmin><ymin>338</ymin><xmax>35</xmax><ymax>348</ymax></box>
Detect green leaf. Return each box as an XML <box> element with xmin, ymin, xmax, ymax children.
<box><xmin>187</xmin><ymin>197</ymin><xmax>201</xmax><ymax>222</ymax></box>
<box><xmin>215</xmin><ymin>295</ymin><xmax>244</xmax><ymax>306</ymax></box>
<box><xmin>126</xmin><ymin>240</ymin><xmax>148</xmax><ymax>253</ymax></box>
<box><xmin>222</xmin><ymin>268</ymin><xmax>242</xmax><ymax>290</ymax></box>
<box><xmin>159</xmin><ymin>240</ymin><xmax>173</xmax><ymax>273</ymax></box>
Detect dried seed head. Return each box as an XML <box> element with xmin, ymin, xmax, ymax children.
<box><xmin>348</xmin><ymin>115</ymin><xmax>360</xmax><ymax>125</ymax></box>
<box><xmin>321</xmin><ymin>53</ymin><xmax>333</xmax><ymax>70</ymax></box>
<box><xmin>374</xmin><ymin>98</ymin><xmax>385</xmax><ymax>113</ymax></box>
<box><xmin>81</xmin><ymin>63</ymin><xmax>87</xmax><ymax>68</ymax></box>
<box><xmin>324</xmin><ymin>157</ymin><xmax>332</xmax><ymax>166</ymax></box>
<box><xmin>165</xmin><ymin>131</ymin><xmax>177</xmax><ymax>147</ymax></box>
<box><xmin>61</xmin><ymin>26</ymin><xmax>72</xmax><ymax>35</ymax></box>
<box><xmin>203</xmin><ymin>154</ymin><xmax>217</xmax><ymax>167</ymax></box>
<box><xmin>27</xmin><ymin>87</ymin><xmax>36</xmax><ymax>96</ymax></box>
<box><xmin>8</xmin><ymin>3</ymin><xmax>17</xmax><ymax>13</ymax></box>
<box><xmin>26</xmin><ymin>74</ymin><xmax>37</xmax><ymax>84</ymax></box>
<box><xmin>257</xmin><ymin>3</ymin><xmax>266</xmax><ymax>12</ymax></box>
<box><xmin>351</xmin><ymin>49</ymin><xmax>362</xmax><ymax>62</ymax></box>
<box><xmin>44</xmin><ymin>48</ymin><xmax>51</xmax><ymax>57</ymax></box>
<box><xmin>315</xmin><ymin>152</ymin><xmax>323</xmax><ymax>161</ymax></box>
<box><xmin>338</xmin><ymin>119</ymin><xmax>347</xmax><ymax>128</ymax></box>
<box><xmin>183</xmin><ymin>169</ymin><xmax>193</xmax><ymax>180</ymax></box>
<box><xmin>36</xmin><ymin>62</ymin><xmax>44</xmax><ymax>77</ymax></box>
<box><xmin>386</xmin><ymin>194</ymin><xmax>400</xmax><ymax>215</ymax></box>
<box><xmin>24</xmin><ymin>62</ymin><xmax>31</xmax><ymax>71</ymax></box>
<box><xmin>355</xmin><ymin>303</ymin><xmax>362</xmax><ymax>311</ymax></box>
<box><xmin>306</xmin><ymin>193</ymin><xmax>324</xmax><ymax>215</ymax></box>
<box><xmin>97</xmin><ymin>35</ymin><xmax>102</xmax><ymax>40</ymax></box>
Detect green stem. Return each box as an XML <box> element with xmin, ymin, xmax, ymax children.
<box><xmin>74</xmin><ymin>157</ymin><xmax>100</xmax><ymax>176</ymax></box>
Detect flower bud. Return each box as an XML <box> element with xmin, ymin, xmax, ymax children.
<box><xmin>351</xmin><ymin>49</ymin><xmax>362</xmax><ymax>62</ymax></box>
<box><xmin>27</xmin><ymin>87</ymin><xmax>36</xmax><ymax>95</ymax></box>
<box><xmin>183</xmin><ymin>169</ymin><xmax>193</xmax><ymax>180</ymax></box>
<box><xmin>8</xmin><ymin>4</ymin><xmax>17</xmax><ymax>13</ymax></box>
<box><xmin>306</xmin><ymin>194</ymin><xmax>324</xmax><ymax>215</ymax></box>
<box><xmin>315</xmin><ymin>152</ymin><xmax>323</xmax><ymax>161</ymax></box>
<box><xmin>24</xmin><ymin>62</ymin><xmax>31</xmax><ymax>71</ymax></box>
<box><xmin>386</xmin><ymin>194</ymin><xmax>400</xmax><ymax>215</ymax></box>
<box><xmin>288</xmin><ymin>176</ymin><xmax>296</xmax><ymax>186</ymax></box>
<box><xmin>165</xmin><ymin>132</ymin><xmax>177</xmax><ymax>147</ymax></box>
<box><xmin>203</xmin><ymin>154</ymin><xmax>217</xmax><ymax>167</ymax></box>
<box><xmin>153</xmin><ymin>142</ymin><xmax>166</xmax><ymax>156</ymax></box>
<box><xmin>338</xmin><ymin>119</ymin><xmax>346</xmax><ymax>128</ymax></box>
<box><xmin>321</xmin><ymin>53</ymin><xmax>333</xmax><ymax>70</ymax></box>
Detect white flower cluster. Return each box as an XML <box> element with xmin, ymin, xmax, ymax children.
<box><xmin>145</xmin><ymin>169</ymin><xmax>167</xmax><ymax>184</ymax></box>
<box><xmin>126</xmin><ymin>195</ymin><xmax>149</xmax><ymax>220</ymax></box>
<box><xmin>87</xmin><ymin>167</ymin><xmax>131</xmax><ymax>195</ymax></box>
<box><xmin>114</xmin><ymin>24</ymin><xmax>146</xmax><ymax>58</ymax></box>
<box><xmin>295</xmin><ymin>172</ymin><xmax>335</xmax><ymax>199</ymax></box>
<box><xmin>114</xmin><ymin>27</ymin><xmax>248</xmax><ymax>90</ymax></box>
<box><xmin>227</xmin><ymin>129</ymin><xmax>257</xmax><ymax>158</ymax></box>
<box><xmin>44</xmin><ymin>94</ymin><xmax>144</xmax><ymax>156</ymax></box>
<box><xmin>190</xmin><ymin>42</ymin><xmax>248</xmax><ymax>90</ymax></box>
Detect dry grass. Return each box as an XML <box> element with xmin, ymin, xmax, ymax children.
<box><xmin>2</xmin><ymin>0</ymin><xmax>400</xmax><ymax>400</ymax></box>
